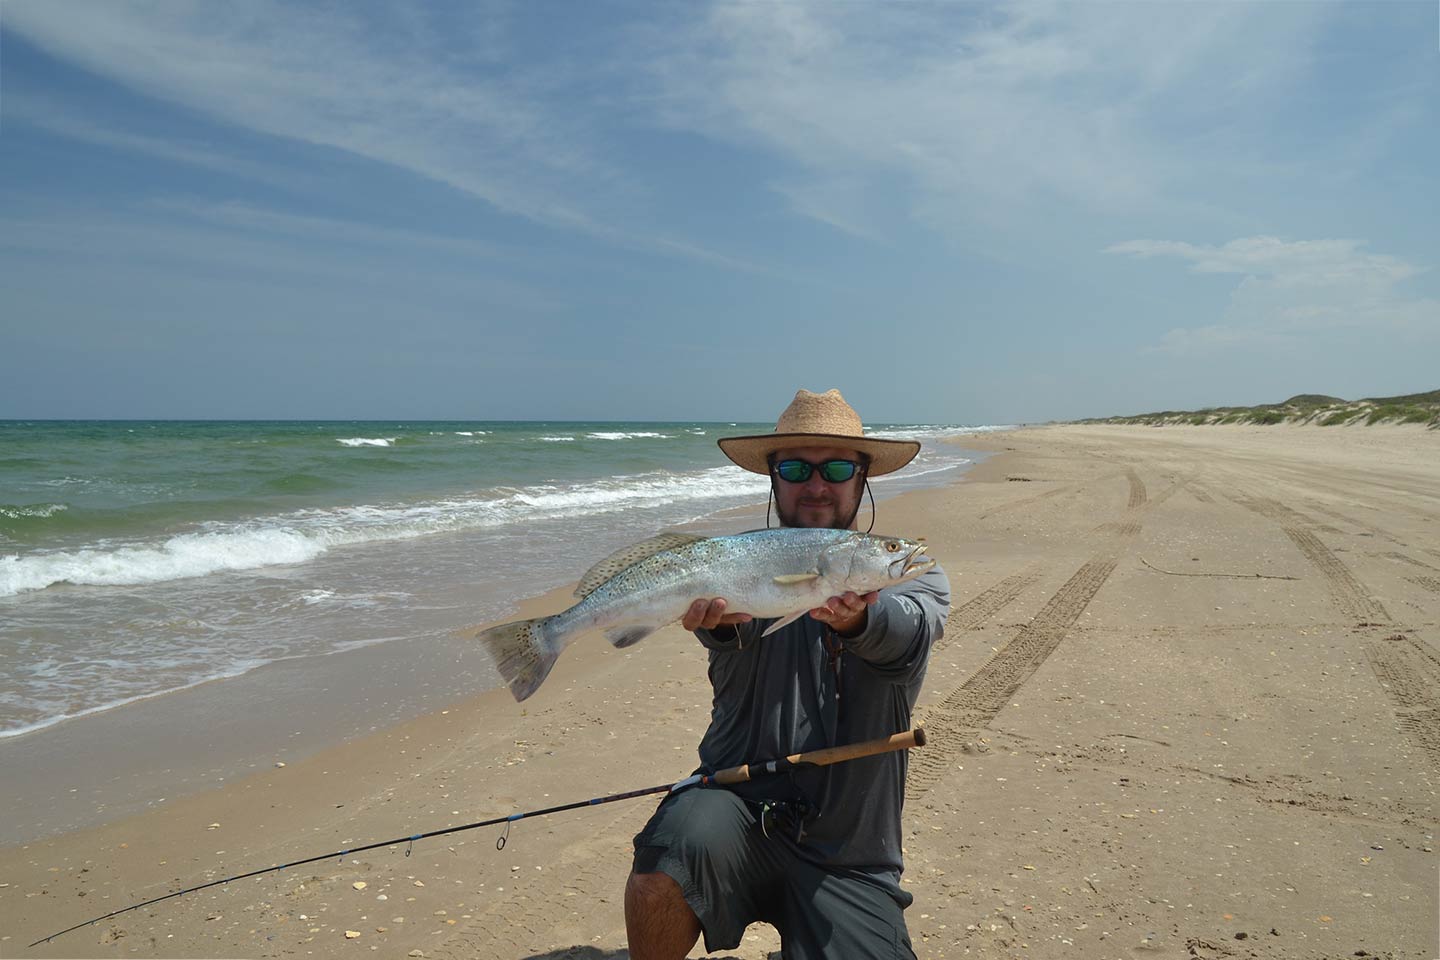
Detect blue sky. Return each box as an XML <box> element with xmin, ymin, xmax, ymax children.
<box><xmin>1</xmin><ymin>1</ymin><xmax>1436</xmax><ymax>423</ymax></box>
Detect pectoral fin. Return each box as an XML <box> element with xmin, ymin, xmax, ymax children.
<box><xmin>760</xmin><ymin>609</ymin><xmax>809</xmax><ymax>637</ymax></box>
<box><xmin>772</xmin><ymin>573</ymin><xmax>820</xmax><ymax>585</ymax></box>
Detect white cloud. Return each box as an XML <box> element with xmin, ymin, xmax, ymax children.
<box><xmin>1111</xmin><ymin>235</ymin><xmax>1438</xmax><ymax>355</ymax></box>
<box><xmin>636</xmin><ymin>1</ymin><xmax>1332</xmax><ymax>237</ymax></box>
<box><xmin>1106</xmin><ymin>237</ymin><xmax>1421</xmax><ymax>288</ymax></box>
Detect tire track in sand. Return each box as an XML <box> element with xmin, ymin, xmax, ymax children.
<box><xmin>932</xmin><ymin>565</ymin><xmax>1043</xmax><ymax>654</ymax></box>
<box><xmin>1126</xmin><ymin>467</ymin><xmax>1147</xmax><ymax>509</ymax></box>
<box><xmin>1408</xmin><ymin>576</ymin><xmax>1440</xmax><ymax>595</ymax></box>
<box><xmin>1380</xmin><ymin>551</ymin><xmax>1440</xmax><ymax>572</ymax></box>
<box><xmin>909</xmin><ymin>550</ymin><xmax>1127</xmax><ymax>798</ymax></box>
<box><xmin>1229</xmin><ymin>492</ymin><xmax>1440</xmax><ymax>772</ymax></box>
<box><xmin>1229</xmin><ymin>494</ymin><xmax>1389</xmax><ymax>623</ymax></box>
<box><xmin>1282</xmin><ymin>526</ymin><xmax>1390</xmax><ymax>622</ymax></box>
<box><xmin>1361</xmin><ymin>633</ymin><xmax>1440</xmax><ymax>769</ymax></box>
<box><xmin>909</xmin><ymin>472</ymin><xmax>1192</xmax><ymax>798</ymax></box>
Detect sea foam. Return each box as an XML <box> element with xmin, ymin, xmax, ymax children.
<box><xmin>0</xmin><ymin>467</ymin><xmax>772</xmax><ymax>596</ymax></box>
<box><xmin>1</xmin><ymin>527</ymin><xmax>325</xmax><ymax>596</ymax></box>
<box><xmin>587</xmin><ymin>431</ymin><xmax>669</xmax><ymax>440</ymax></box>
<box><xmin>0</xmin><ymin>503</ymin><xmax>68</xmax><ymax>519</ymax></box>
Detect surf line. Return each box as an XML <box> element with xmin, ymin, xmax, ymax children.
<box><xmin>32</xmin><ymin>728</ymin><xmax>925</xmax><ymax>946</ymax></box>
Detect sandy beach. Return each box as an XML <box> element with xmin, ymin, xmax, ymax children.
<box><xmin>4</xmin><ymin>423</ymin><xmax>1437</xmax><ymax>960</ymax></box>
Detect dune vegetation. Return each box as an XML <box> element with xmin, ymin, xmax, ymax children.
<box><xmin>1082</xmin><ymin>389</ymin><xmax>1440</xmax><ymax>428</ymax></box>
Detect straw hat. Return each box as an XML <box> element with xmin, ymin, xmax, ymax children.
<box><xmin>718</xmin><ymin>389</ymin><xmax>920</xmax><ymax>477</ymax></box>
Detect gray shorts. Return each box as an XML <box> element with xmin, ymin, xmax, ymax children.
<box><xmin>631</xmin><ymin>787</ymin><xmax>915</xmax><ymax>958</ymax></box>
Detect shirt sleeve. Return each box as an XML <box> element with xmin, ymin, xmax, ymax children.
<box><xmin>840</xmin><ymin>564</ymin><xmax>950</xmax><ymax>682</ymax></box>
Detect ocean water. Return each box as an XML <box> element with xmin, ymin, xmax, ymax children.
<box><xmin>0</xmin><ymin>420</ymin><xmax>994</xmax><ymax>739</ymax></box>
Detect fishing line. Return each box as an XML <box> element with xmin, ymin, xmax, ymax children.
<box><xmin>31</xmin><ymin>728</ymin><xmax>926</xmax><ymax>947</ymax></box>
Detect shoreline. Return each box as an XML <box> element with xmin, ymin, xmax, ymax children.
<box><xmin>6</xmin><ymin>424</ymin><xmax>1434</xmax><ymax>959</ymax></box>
<box><xmin>0</xmin><ymin>439</ymin><xmax>995</xmax><ymax>846</ymax></box>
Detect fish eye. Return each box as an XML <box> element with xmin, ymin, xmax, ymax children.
<box><xmin>885</xmin><ymin>541</ymin><xmax>900</xmax><ymax>553</ymax></box>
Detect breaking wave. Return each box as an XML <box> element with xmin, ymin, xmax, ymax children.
<box><xmin>0</xmin><ymin>503</ymin><xmax>68</xmax><ymax>519</ymax></box>
<box><xmin>586</xmin><ymin>431</ymin><xmax>670</xmax><ymax>440</ymax></box>
<box><xmin>0</xmin><ymin>467</ymin><xmax>773</xmax><ymax>597</ymax></box>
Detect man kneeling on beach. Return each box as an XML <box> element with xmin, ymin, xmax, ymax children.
<box><xmin>625</xmin><ymin>389</ymin><xmax>951</xmax><ymax>959</ymax></box>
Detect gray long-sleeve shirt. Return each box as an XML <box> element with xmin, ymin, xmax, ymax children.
<box><xmin>694</xmin><ymin>563</ymin><xmax>950</xmax><ymax>893</ymax></box>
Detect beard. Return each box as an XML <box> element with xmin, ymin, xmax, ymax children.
<box><xmin>773</xmin><ymin>482</ymin><xmax>864</xmax><ymax>530</ymax></box>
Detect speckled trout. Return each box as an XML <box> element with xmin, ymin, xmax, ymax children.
<box><xmin>478</xmin><ymin>527</ymin><xmax>932</xmax><ymax>701</ymax></box>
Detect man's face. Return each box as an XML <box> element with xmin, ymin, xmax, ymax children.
<box><xmin>771</xmin><ymin>445</ymin><xmax>867</xmax><ymax>530</ymax></box>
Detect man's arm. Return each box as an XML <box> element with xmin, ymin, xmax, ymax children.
<box><xmin>819</xmin><ymin>566</ymin><xmax>951</xmax><ymax>679</ymax></box>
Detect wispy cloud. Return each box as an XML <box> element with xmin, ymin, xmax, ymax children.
<box><xmin>1149</xmin><ymin>325</ymin><xmax>1289</xmax><ymax>355</ymax></box>
<box><xmin>150</xmin><ymin>198</ymin><xmax>515</xmax><ymax>262</ymax></box>
<box><xmin>2</xmin><ymin>92</ymin><xmax>308</xmax><ymax>192</ymax></box>
<box><xmin>1110</xmin><ymin>236</ymin><xmax>1438</xmax><ymax>355</ymax></box>
<box><xmin>1</xmin><ymin>1</ymin><xmax>754</xmax><ymax>270</ymax></box>
<box><xmin>635</xmin><ymin>1</ymin><xmax>1333</xmax><ymax>238</ymax></box>
<box><xmin>1108</xmin><ymin>237</ymin><xmax>1423</xmax><ymax>289</ymax></box>
<box><xmin>4</xmin><ymin>2</ymin><xmax>595</xmax><ymax>215</ymax></box>
<box><xmin>0</xmin><ymin>205</ymin><xmax>569</xmax><ymax>315</ymax></box>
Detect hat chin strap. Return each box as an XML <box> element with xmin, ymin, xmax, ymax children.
<box><xmin>859</xmin><ymin>479</ymin><xmax>876</xmax><ymax>534</ymax></box>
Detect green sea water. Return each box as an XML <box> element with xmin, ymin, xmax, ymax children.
<box><xmin>0</xmin><ymin>419</ymin><xmax>989</xmax><ymax>738</ymax></box>
<box><xmin>0</xmin><ymin>420</ymin><xmax>759</xmax><ymax>549</ymax></box>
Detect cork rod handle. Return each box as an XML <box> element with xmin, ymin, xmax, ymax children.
<box><xmin>711</xmin><ymin>728</ymin><xmax>926</xmax><ymax>785</ymax></box>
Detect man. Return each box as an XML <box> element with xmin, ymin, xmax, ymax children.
<box><xmin>625</xmin><ymin>389</ymin><xmax>951</xmax><ymax>959</ymax></box>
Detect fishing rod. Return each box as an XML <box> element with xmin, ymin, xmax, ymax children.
<box><xmin>32</xmin><ymin>727</ymin><xmax>925</xmax><ymax>947</ymax></box>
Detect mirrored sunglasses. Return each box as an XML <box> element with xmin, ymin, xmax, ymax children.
<box><xmin>771</xmin><ymin>459</ymin><xmax>861</xmax><ymax>484</ymax></box>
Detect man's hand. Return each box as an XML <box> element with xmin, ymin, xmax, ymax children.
<box><xmin>682</xmin><ymin>598</ymin><xmax>753</xmax><ymax>632</ymax></box>
<box><xmin>809</xmin><ymin>590</ymin><xmax>878</xmax><ymax>637</ymax></box>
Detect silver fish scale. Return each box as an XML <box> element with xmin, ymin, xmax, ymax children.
<box><xmin>558</xmin><ymin>528</ymin><xmax>854</xmax><ymax>632</ymax></box>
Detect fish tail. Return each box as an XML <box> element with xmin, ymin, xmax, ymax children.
<box><xmin>477</xmin><ymin>616</ymin><xmax>559</xmax><ymax>702</ymax></box>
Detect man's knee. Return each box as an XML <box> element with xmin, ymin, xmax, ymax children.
<box><xmin>625</xmin><ymin>869</ymin><xmax>701</xmax><ymax>960</ymax></box>
<box><xmin>625</xmin><ymin>869</ymin><xmax>687</xmax><ymax>913</ymax></box>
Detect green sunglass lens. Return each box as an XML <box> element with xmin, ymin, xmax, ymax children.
<box><xmin>774</xmin><ymin>460</ymin><xmax>858</xmax><ymax>483</ymax></box>
<box><xmin>776</xmin><ymin>460</ymin><xmax>812</xmax><ymax>482</ymax></box>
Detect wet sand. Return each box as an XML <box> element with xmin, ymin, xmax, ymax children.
<box><xmin>3</xmin><ymin>423</ymin><xmax>1436</xmax><ymax>959</ymax></box>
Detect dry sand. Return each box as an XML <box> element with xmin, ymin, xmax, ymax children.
<box><xmin>3</xmin><ymin>424</ymin><xmax>1437</xmax><ymax>959</ymax></box>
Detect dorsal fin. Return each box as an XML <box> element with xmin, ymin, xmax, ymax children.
<box><xmin>574</xmin><ymin>532</ymin><xmax>706</xmax><ymax>599</ymax></box>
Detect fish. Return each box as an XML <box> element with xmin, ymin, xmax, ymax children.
<box><xmin>477</xmin><ymin>527</ymin><xmax>933</xmax><ymax>701</ymax></box>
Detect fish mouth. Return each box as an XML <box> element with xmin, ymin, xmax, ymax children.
<box><xmin>891</xmin><ymin>542</ymin><xmax>933</xmax><ymax>580</ymax></box>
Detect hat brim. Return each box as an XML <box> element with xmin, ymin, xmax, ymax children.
<box><xmin>718</xmin><ymin>432</ymin><xmax>920</xmax><ymax>477</ymax></box>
